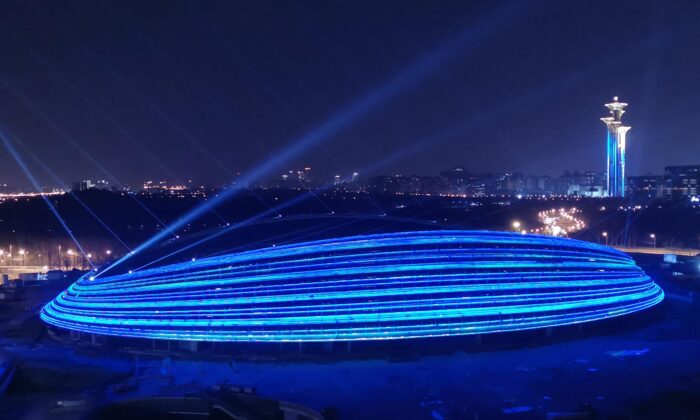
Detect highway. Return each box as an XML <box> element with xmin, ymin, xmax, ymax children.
<box><xmin>614</xmin><ymin>246</ymin><xmax>699</xmax><ymax>257</ymax></box>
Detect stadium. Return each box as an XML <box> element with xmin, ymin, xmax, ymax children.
<box><xmin>41</xmin><ymin>226</ymin><xmax>664</xmax><ymax>343</ymax></box>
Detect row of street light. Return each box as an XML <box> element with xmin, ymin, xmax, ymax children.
<box><xmin>510</xmin><ymin>219</ymin><xmax>657</xmax><ymax>249</ymax></box>
<box><xmin>0</xmin><ymin>246</ymin><xmax>113</xmax><ymax>268</ymax></box>
<box><xmin>0</xmin><ymin>247</ymin><xmax>28</xmax><ymax>266</ymax></box>
<box><xmin>600</xmin><ymin>231</ymin><xmax>656</xmax><ymax>248</ymax></box>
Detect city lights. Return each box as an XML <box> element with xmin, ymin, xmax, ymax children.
<box><xmin>0</xmin><ymin>2</ymin><xmax>696</xmax><ymax>416</ymax></box>
<box><xmin>0</xmin><ymin>244</ymin><xmax>113</xmax><ymax>270</ymax></box>
<box><xmin>0</xmin><ymin>2</ymin><xmax>694</xmax><ymax>417</ymax></box>
<box><xmin>536</xmin><ymin>207</ymin><xmax>586</xmax><ymax>237</ymax></box>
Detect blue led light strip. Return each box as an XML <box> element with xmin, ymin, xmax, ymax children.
<box><xmin>41</xmin><ymin>231</ymin><xmax>663</xmax><ymax>342</ymax></box>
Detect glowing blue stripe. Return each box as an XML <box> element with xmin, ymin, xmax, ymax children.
<box><xmin>46</xmin><ymin>287</ymin><xmax>661</xmax><ymax>328</ymax></box>
<box><xmin>79</xmin><ymin>247</ymin><xmax>634</xmax><ymax>291</ymax></box>
<box><xmin>74</xmin><ymin>261</ymin><xmax>639</xmax><ymax>297</ymax></box>
<box><xmin>40</xmin><ymin>294</ymin><xmax>663</xmax><ymax>342</ymax></box>
<box><xmin>82</xmin><ymin>246</ymin><xmax>632</xmax><ymax>288</ymax></box>
<box><xmin>68</xmin><ymin>272</ymin><xmax>645</xmax><ymax>303</ymax></box>
<box><xmin>41</xmin><ymin>231</ymin><xmax>664</xmax><ymax>342</ymax></box>
<box><xmin>47</xmin><ymin>284</ymin><xmax>654</xmax><ymax>319</ymax></box>
<box><xmin>54</xmin><ymin>276</ymin><xmax>652</xmax><ymax>310</ymax></box>
<box><xmin>99</xmin><ymin>230</ymin><xmax>628</xmax><ymax>281</ymax></box>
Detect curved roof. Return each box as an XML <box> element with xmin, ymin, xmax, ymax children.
<box><xmin>41</xmin><ymin>230</ymin><xmax>663</xmax><ymax>342</ymax></box>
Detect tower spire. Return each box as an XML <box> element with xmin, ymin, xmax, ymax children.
<box><xmin>601</xmin><ymin>97</ymin><xmax>630</xmax><ymax>197</ymax></box>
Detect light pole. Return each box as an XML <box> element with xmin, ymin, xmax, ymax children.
<box><xmin>602</xmin><ymin>231</ymin><xmax>608</xmax><ymax>246</ymax></box>
<box><xmin>512</xmin><ymin>221</ymin><xmax>521</xmax><ymax>232</ymax></box>
<box><xmin>19</xmin><ymin>249</ymin><xmax>26</xmax><ymax>266</ymax></box>
<box><xmin>650</xmin><ymin>233</ymin><xmax>656</xmax><ymax>248</ymax></box>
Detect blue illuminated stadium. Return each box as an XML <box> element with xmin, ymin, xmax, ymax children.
<box><xmin>41</xmin><ymin>231</ymin><xmax>663</xmax><ymax>342</ymax></box>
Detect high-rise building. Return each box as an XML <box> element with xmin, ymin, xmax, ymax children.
<box><xmin>626</xmin><ymin>174</ymin><xmax>664</xmax><ymax>199</ymax></box>
<box><xmin>74</xmin><ymin>179</ymin><xmax>94</xmax><ymax>191</ymax></box>
<box><xmin>664</xmin><ymin>165</ymin><xmax>700</xmax><ymax>200</ymax></box>
<box><xmin>95</xmin><ymin>179</ymin><xmax>109</xmax><ymax>190</ymax></box>
<box><xmin>601</xmin><ymin>97</ymin><xmax>631</xmax><ymax>197</ymax></box>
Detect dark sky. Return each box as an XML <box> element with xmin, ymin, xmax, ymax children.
<box><xmin>1</xmin><ymin>0</ymin><xmax>699</xmax><ymax>188</ymax></box>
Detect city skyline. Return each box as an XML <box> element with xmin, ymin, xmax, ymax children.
<box><xmin>1</xmin><ymin>158</ymin><xmax>697</xmax><ymax>196</ymax></box>
<box><xmin>1</xmin><ymin>1</ymin><xmax>700</xmax><ymax>188</ymax></box>
<box><xmin>2</xmin><ymin>3</ymin><xmax>700</xmax><ymax>417</ymax></box>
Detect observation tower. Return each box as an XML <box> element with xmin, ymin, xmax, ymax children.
<box><xmin>601</xmin><ymin>97</ymin><xmax>631</xmax><ymax>197</ymax></box>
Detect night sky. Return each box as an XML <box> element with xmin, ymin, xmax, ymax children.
<box><xmin>1</xmin><ymin>0</ymin><xmax>699</xmax><ymax>188</ymax></box>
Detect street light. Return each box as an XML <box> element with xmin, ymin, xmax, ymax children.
<box><xmin>602</xmin><ymin>231</ymin><xmax>608</xmax><ymax>246</ymax></box>
<box><xmin>19</xmin><ymin>249</ymin><xmax>26</xmax><ymax>266</ymax></box>
<box><xmin>512</xmin><ymin>221</ymin><xmax>521</xmax><ymax>232</ymax></box>
<box><xmin>650</xmin><ymin>233</ymin><xmax>656</xmax><ymax>248</ymax></box>
<box><xmin>67</xmin><ymin>249</ymin><xmax>74</xmax><ymax>268</ymax></box>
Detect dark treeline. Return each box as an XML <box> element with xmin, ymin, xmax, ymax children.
<box><xmin>0</xmin><ymin>190</ymin><xmax>698</xmax><ymax>264</ymax></box>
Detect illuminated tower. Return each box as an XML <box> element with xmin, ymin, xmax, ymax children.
<box><xmin>601</xmin><ymin>97</ymin><xmax>631</xmax><ymax>197</ymax></box>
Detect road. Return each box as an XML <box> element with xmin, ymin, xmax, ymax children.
<box><xmin>613</xmin><ymin>246</ymin><xmax>699</xmax><ymax>257</ymax></box>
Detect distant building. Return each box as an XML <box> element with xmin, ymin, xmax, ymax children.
<box><xmin>407</xmin><ymin>175</ymin><xmax>441</xmax><ymax>195</ymax></box>
<box><xmin>665</xmin><ymin>165</ymin><xmax>700</xmax><ymax>200</ymax></box>
<box><xmin>567</xmin><ymin>184</ymin><xmax>605</xmax><ymax>197</ymax></box>
<box><xmin>297</xmin><ymin>167</ymin><xmax>312</xmax><ymax>183</ymax></box>
<box><xmin>367</xmin><ymin>175</ymin><xmax>411</xmax><ymax>194</ymax></box>
<box><xmin>440</xmin><ymin>166</ymin><xmax>471</xmax><ymax>195</ymax></box>
<box><xmin>94</xmin><ymin>179</ymin><xmax>109</xmax><ymax>190</ymax></box>
<box><xmin>505</xmin><ymin>172</ymin><xmax>526</xmax><ymax>195</ymax></box>
<box><xmin>627</xmin><ymin>175</ymin><xmax>664</xmax><ymax>199</ymax></box>
<box><xmin>73</xmin><ymin>180</ymin><xmax>94</xmax><ymax>191</ymax></box>
<box><xmin>526</xmin><ymin>175</ymin><xmax>557</xmax><ymax>195</ymax></box>
<box><xmin>558</xmin><ymin>170</ymin><xmax>605</xmax><ymax>197</ymax></box>
<box><xmin>41</xmin><ymin>186</ymin><xmax>62</xmax><ymax>194</ymax></box>
<box><xmin>142</xmin><ymin>180</ymin><xmax>188</xmax><ymax>194</ymax></box>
